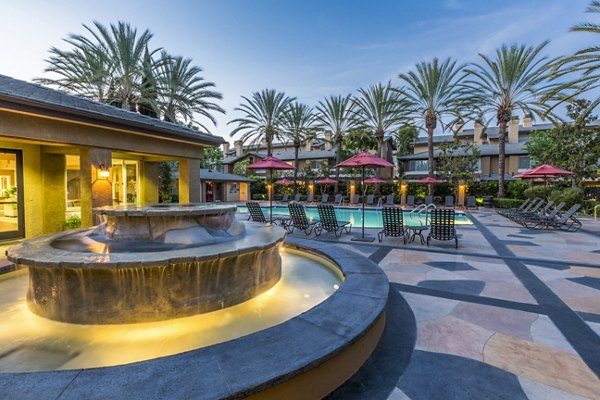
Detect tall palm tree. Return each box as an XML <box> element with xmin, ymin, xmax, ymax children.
<box><xmin>553</xmin><ymin>1</ymin><xmax>600</xmax><ymax>121</ymax></box>
<box><xmin>315</xmin><ymin>95</ymin><xmax>357</xmax><ymax>186</ymax></box>
<box><xmin>39</xmin><ymin>21</ymin><xmax>156</xmax><ymax>111</ymax></box>
<box><xmin>229</xmin><ymin>89</ymin><xmax>295</xmax><ymax>156</ymax></box>
<box><xmin>282</xmin><ymin>102</ymin><xmax>317</xmax><ymax>188</ymax></box>
<box><xmin>352</xmin><ymin>82</ymin><xmax>409</xmax><ymax>162</ymax></box>
<box><xmin>156</xmin><ymin>52</ymin><xmax>224</xmax><ymax>130</ymax></box>
<box><xmin>399</xmin><ymin>58</ymin><xmax>467</xmax><ymax>196</ymax></box>
<box><xmin>463</xmin><ymin>42</ymin><xmax>563</xmax><ymax>197</ymax></box>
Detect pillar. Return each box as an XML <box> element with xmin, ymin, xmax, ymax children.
<box><xmin>350</xmin><ymin>180</ymin><xmax>356</xmax><ymax>203</ymax></box>
<box><xmin>42</xmin><ymin>153</ymin><xmax>66</xmax><ymax>233</ymax></box>
<box><xmin>458</xmin><ymin>180</ymin><xmax>466</xmax><ymax>208</ymax></box>
<box><xmin>308</xmin><ymin>181</ymin><xmax>314</xmax><ymax>198</ymax></box>
<box><xmin>400</xmin><ymin>181</ymin><xmax>408</xmax><ymax>206</ymax></box>
<box><xmin>178</xmin><ymin>158</ymin><xmax>201</xmax><ymax>203</ymax></box>
<box><xmin>141</xmin><ymin>161</ymin><xmax>159</xmax><ymax>205</ymax></box>
<box><xmin>80</xmin><ymin>148</ymin><xmax>112</xmax><ymax>227</ymax></box>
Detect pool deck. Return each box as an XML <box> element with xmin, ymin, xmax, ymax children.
<box><xmin>1</xmin><ymin>208</ymin><xmax>599</xmax><ymax>399</ymax></box>
<box><xmin>281</xmin><ymin>209</ymin><xmax>600</xmax><ymax>400</ymax></box>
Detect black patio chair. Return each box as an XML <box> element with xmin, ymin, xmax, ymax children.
<box><xmin>444</xmin><ymin>195</ymin><xmax>454</xmax><ymax>208</ymax></box>
<box><xmin>427</xmin><ymin>209</ymin><xmax>458</xmax><ymax>249</ymax></box>
<box><xmin>498</xmin><ymin>198</ymin><xmax>533</xmax><ymax>218</ymax></box>
<box><xmin>378</xmin><ymin>206</ymin><xmax>408</xmax><ymax>243</ymax></box>
<box><xmin>513</xmin><ymin>199</ymin><xmax>555</xmax><ymax>224</ymax></box>
<box><xmin>305</xmin><ymin>193</ymin><xmax>314</xmax><ymax>203</ymax></box>
<box><xmin>534</xmin><ymin>204</ymin><xmax>582</xmax><ymax>232</ymax></box>
<box><xmin>366</xmin><ymin>194</ymin><xmax>375</xmax><ymax>206</ymax></box>
<box><xmin>279</xmin><ymin>193</ymin><xmax>290</xmax><ymax>203</ymax></box>
<box><xmin>246</xmin><ymin>201</ymin><xmax>266</xmax><ymax>223</ymax></box>
<box><xmin>287</xmin><ymin>202</ymin><xmax>318</xmax><ymax>235</ymax></box>
<box><xmin>466</xmin><ymin>196</ymin><xmax>476</xmax><ymax>209</ymax></box>
<box><xmin>520</xmin><ymin>202</ymin><xmax>565</xmax><ymax>228</ymax></box>
<box><xmin>351</xmin><ymin>194</ymin><xmax>360</xmax><ymax>205</ymax></box>
<box><xmin>334</xmin><ymin>193</ymin><xmax>343</xmax><ymax>204</ymax></box>
<box><xmin>316</xmin><ymin>204</ymin><xmax>352</xmax><ymax>237</ymax></box>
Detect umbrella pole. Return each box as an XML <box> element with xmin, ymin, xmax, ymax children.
<box><xmin>269</xmin><ymin>169</ymin><xmax>273</xmax><ymax>224</ymax></box>
<box><xmin>362</xmin><ymin>165</ymin><xmax>365</xmax><ymax>239</ymax></box>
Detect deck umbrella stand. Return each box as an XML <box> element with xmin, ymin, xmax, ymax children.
<box><xmin>336</xmin><ymin>152</ymin><xmax>394</xmax><ymax>242</ymax></box>
<box><xmin>247</xmin><ymin>156</ymin><xmax>295</xmax><ymax>224</ymax></box>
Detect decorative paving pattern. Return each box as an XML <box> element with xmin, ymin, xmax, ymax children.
<box><xmin>317</xmin><ymin>209</ymin><xmax>600</xmax><ymax>400</ymax></box>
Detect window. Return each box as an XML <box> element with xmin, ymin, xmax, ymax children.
<box><xmin>518</xmin><ymin>156</ymin><xmax>531</xmax><ymax>170</ymax></box>
<box><xmin>408</xmin><ymin>160</ymin><xmax>428</xmax><ymax>172</ymax></box>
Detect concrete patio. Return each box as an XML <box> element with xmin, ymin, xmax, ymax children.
<box><xmin>280</xmin><ymin>209</ymin><xmax>600</xmax><ymax>400</ymax></box>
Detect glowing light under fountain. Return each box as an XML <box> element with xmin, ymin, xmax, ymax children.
<box><xmin>8</xmin><ymin>204</ymin><xmax>285</xmax><ymax>324</ymax></box>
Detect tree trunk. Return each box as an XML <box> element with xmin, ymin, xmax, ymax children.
<box><xmin>335</xmin><ymin>133</ymin><xmax>342</xmax><ymax>193</ymax></box>
<box><xmin>497</xmin><ymin>121</ymin><xmax>507</xmax><ymax>198</ymax></box>
<box><xmin>294</xmin><ymin>144</ymin><xmax>299</xmax><ymax>193</ymax></box>
<box><xmin>427</xmin><ymin>126</ymin><xmax>435</xmax><ymax>196</ymax></box>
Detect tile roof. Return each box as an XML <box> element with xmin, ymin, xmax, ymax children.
<box><xmin>0</xmin><ymin>74</ymin><xmax>224</xmax><ymax>146</ymax></box>
<box><xmin>398</xmin><ymin>142</ymin><xmax>528</xmax><ymax>160</ymax></box>
<box><xmin>223</xmin><ymin>149</ymin><xmax>336</xmax><ymax>164</ymax></box>
<box><xmin>172</xmin><ymin>169</ymin><xmax>255</xmax><ymax>183</ymax></box>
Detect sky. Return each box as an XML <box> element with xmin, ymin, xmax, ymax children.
<box><xmin>1</xmin><ymin>0</ymin><xmax>598</xmax><ymax>142</ymax></box>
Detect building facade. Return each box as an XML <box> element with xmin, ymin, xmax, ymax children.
<box><xmin>0</xmin><ymin>74</ymin><xmax>224</xmax><ymax>240</ymax></box>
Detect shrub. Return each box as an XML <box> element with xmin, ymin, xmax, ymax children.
<box><xmin>467</xmin><ymin>181</ymin><xmax>498</xmax><ymax>197</ymax></box>
<box><xmin>582</xmin><ymin>200</ymin><xmax>600</xmax><ymax>215</ymax></box>
<box><xmin>523</xmin><ymin>186</ymin><xmax>548</xmax><ymax>199</ymax></box>
<box><xmin>551</xmin><ymin>187</ymin><xmax>584</xmax><ymax>209</ymax></box>
<box><xmin>64</xmin><ymin>215</ymin><xmax>81</xmax><ymax>230</ymax></box>
<box><xmin>506</xmin><ymin>180</ymin><xmax>529</xmax><ymax>199</ymax></box>
<box><xmin>251</xmin><ymin>193</ymin><xmax>267</xmax><ymax>200</ymax></box>
<box><xmin>492</xmin><ymin>198</ymin><xmax>522</xmax><ymax>209</ymax></box>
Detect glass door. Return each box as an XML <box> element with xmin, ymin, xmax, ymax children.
<box><xmin>112</xmin><ymin>159</ymin><xmax>139</xmax><ymax>205</ymax></box>
<box><xmin>0</xmin><ymin>149</ymin><xmax>24</xmax><ymax>239</ymax></box>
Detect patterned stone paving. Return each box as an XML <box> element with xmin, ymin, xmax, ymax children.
<box><xmin>292</xmin><ymin>209</ymin><xmax>600</xmax><ymax>400</ymax></box>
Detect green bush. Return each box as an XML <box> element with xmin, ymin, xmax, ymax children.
<box><xmin>551</xmin><ymin>187</ymin><xmax>584</xmax><ymax>209</ymax></box>
<box><xmin>467</xmin><ymin>181</ymin><xmax>498</xmax><ymax>197</ymax></box>
<box><xmin>251</xmin><ymin>193</ymin><xmax>268</xmax><ymax>200</ymax></box>
<box><xmin>492</xmin><ymin>198</ymin><xmax>523</xmax><ymax>209</ymax></box>
<box><xmin>582</xmin><ymin>200</ymin><xmax>600</xmax><ymax>215</ymax></box>
<box><xmin>523</xmin><ymin>186</ymin><xmax>548</xmax><ymax>199</ymax></box>
<box><xmin>506</xmin><ymin>180</ymin><xmax>529</xmax><ymax>199</ymax></box>
<box><xmin>64</xmin><ymin>215</ymin><xmax>81</xmax><ymax>230</ymax></box>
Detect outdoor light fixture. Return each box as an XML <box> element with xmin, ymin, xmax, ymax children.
<box><xmin>97</xmin><ymin>164</ymin><xmax>110</xmax><ymax>179</ymax></box>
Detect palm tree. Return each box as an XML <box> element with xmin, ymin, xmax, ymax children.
<box><xmin>552</xmin><ymin>1</ymin><xmax>600</xmax><ymax>121</ymax></box>
<box><xmin>315</xmin><ymin>95</ymin><xmax>357</xmax><ymax>187</ymax></box>
<box><xmin>463</xmin><ymin>42</ymin><xmax>563</xmax><ymax>197</ymax></box>
<box><xmin>39</xmin><ymin>21</ymin><xmax>156</xmax><ymax>111</ymax></box>
<box><xmin>156</xmin><ymin>52</ymin><xmax>224</xmax><ymax>130</ymax></box>
<box><xmin>399</xmin><ymin>58</ymin><xmax>467</xmax><ymax>196</ymax></box>
<box><xmin>229</xmin><ymin>89</ymin><xmax>295</xmax><ymax>156</ymax></box>
<box><xmin>282</xmin><ymin>102</ymin><xmax>317</xmax><ymax>188</ymax></box>
<box><xmin>352</xmin><ymin>82</ymin><xmax>409</xmax><ymax>162</ymax></box>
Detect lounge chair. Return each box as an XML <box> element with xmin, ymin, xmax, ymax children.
<box><xmin>498</xmin><ymin>198</ymin><xmax>533</xmax><ymax>217</ymax></box>
<box><xmin>293</xmin><ymin>193</ymin><xmax>301</xmax><ymax>202</ymax></box>
<box><xmin>287</xmin><ymin>202</ymin><xmax>319</xmax><ymax>235</ymax></box>
<box><xmin>427</xmin><ymin>209</ymin><xmax>458</xmax><ymax>249</ymax></box>
<box><xmin>366</xmin><ymin>194</ymin><xmax>375</xmax><ymax>206</ymax></box>
<box><xmin>425</xmin><ymin>195</ymin><xmax>433</xmax><ymax>206</ymax></box>
<box><xmin>305</xmin><ymin>194</ymin><xmax>314</xmax><ymax>203</ymax></box>
<box><xmin>384</xmin><ymin>194</ymin><xmax>395</xmax><ymax>206</ymax></box>
<box><xmin>334</xmin><ymin>193</ymin><xmax>343</xmax><ymax>204</ymax></box>
<box><xmin>279</xmin><ymin>193</ymin><xmax>290</xmax><ymax>203</ymax></box>
<box><xmin>508</xmin><ymin>199</ymin><xmax>545</xmax><ymax>221</ymax></box>
<box><xmin>320</xmin><ymin>193</ymin><xmax>329</xmax><ymax>203</ymax></box>
<box><xmin>520</xmin><ymin>202</ymin><xmax>565</xmax><ymax>228</ymax></box>
<box><xmin>444</xmin><ymin>195</ymin><xmax>454</xmax><ymax>208</ymax></box>
<box><xmin>316</xmin><ymin>204</ymin><xmax>352</xmax><ymax>237</ymax></box>
<box><xmin>246</xmin><ymin>201</ymin><xmax>266</xmax><ymax>223</ymax></box>
<box><xmin>406</xmin><ymin>195</ymin><xmax>415</xmax><ymax>207</ymax></box>
<box><xmin>378</xmin><ymin>206</ymin><xmax>408</xmax><ymax>243</ymax></box>
<box><xmin>466</xmin><ymin>196</ymin><xmax>476</xmax><ymax>209</ymax></box>
<box><xmin>351</xmin><ymin>194</ymin><xmax>360</xmax><ymax>205</ymax></box>
<box><xmin>514</xmin><ymin>200</ymin><xmax>555</xmax><ymax>224</ymax></box>
<box><xmin>502</xmin><ymin>198</ymin><xmax>539</xmax><ymax>220</ymax></box>
<box><xmin>530</xmin><ymin>204</ymin><xmax>582</xmax><ymax>232</ymax></box>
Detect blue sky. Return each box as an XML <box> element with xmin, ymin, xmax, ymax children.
<box><xmin>1</xmin><ymin>0</ymin><xmax>597</xmax><ymax>140</ymax></box>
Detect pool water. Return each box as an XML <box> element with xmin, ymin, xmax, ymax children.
<box><xmin>237</xmin><ymin>205</ymin><xmax>472</xmax><ymax>228</ymax></box>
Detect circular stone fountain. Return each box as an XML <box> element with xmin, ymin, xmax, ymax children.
<box><xmin>7</xmin><ymin>204</ymin><xmax>285</xmax><ymax>324</ymax></box>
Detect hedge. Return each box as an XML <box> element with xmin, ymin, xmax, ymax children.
<box><xmin>492</xmin><ymin>198</ymin><xmax>523</xmax><ymax>209</ymax></box>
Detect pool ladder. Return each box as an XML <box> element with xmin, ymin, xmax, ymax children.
<box><xmin>410</xmin><ymin>203</ymin><xmax>436</xmax><ymax>225</ymax></box>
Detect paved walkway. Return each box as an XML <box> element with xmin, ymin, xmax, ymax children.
<box><xmin>285</xmin><ymin>210</ymin><xmax>600</xmax><ymax>400</ymax></box>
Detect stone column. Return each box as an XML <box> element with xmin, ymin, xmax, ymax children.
<box><xmin>141</xmin><ymin>161</ymin><xmax>159</xmax><ymax>205</ymax></box>
<box><xmin>400</xmin><ymin>181</ymin><xmax>408</xmax><ymax>206</ymax></box>
<box><xmin>458</xmin><ymin>180</ymin><xmax>466</xmax><ymax>208</ymax></box>
<box><xmin>80</xmin><ymin>148</ymin><xmax>112</xmax><ymax>227</ymax></box>
<box><xmin>308</xmin><ymin>181</ymin><xmax>314</xmax><ymax>198</ymax></box>
<box><xmin>42</xmin><ymin>153</ymin><xmax>66</xmax><ymax>233</ymax></box>
<box><xmin>350</xmin><ymin>181</ymin><xmax>356</xmax><ymax>203</ymax></box>
<box><xmin>178</xmin><ymin>158</ymin><xmax>201</xmax><ymax>203</ymax></box>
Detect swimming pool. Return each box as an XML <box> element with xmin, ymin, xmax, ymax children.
<box><xmin>237</xmin><ymin>205</ymin><xmax>472</xmax><ymax>228</ymax></box>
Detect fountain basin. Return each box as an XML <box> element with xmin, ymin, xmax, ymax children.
<box><xmin>7</xmin><ymin>221</ymin><xmax>285</xmax><ymax>324</ymax></box>
<box><xmin>0</xmin><ymin>238</ymin><xmax>389</xmax><ymax>399</ymax></box>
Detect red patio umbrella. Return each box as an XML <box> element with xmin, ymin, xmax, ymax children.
<box><xmin>364</xmin><ymin>177</ymin><xmax>386</xmax><ymax>184</ymax></box>
<box><xmin>336</xmin><ymin>152</ymin><xmax>394</xmax><ymax>242</ymax></box>
<box><xmin>316</xmin><ymin>178</ymin><xmax>338</xmax><ymax>184</ymax></box>
<box><xmin>247</xmin><ymin>156</ymin><xmax>295</xmax><ymax>223</ymax></box>
<box><xmin>418</xmin><ymin>177</ymin><xmax>443</xmax><ymax>183</ymax></box>
<box><xmin>526</xmin><ymin>164</ymin><xmax>574</xmax><ymax>177</ymax></box>
<box><xmin>275</xmin><ymin>178</ymin><xmax>295</xmax><ymax>185</ymax></box>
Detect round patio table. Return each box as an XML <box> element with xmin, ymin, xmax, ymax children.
<box><xmin>405</xmin><ymin>224</ymin><xmax>429</xmax><ymax>244</ymax></box>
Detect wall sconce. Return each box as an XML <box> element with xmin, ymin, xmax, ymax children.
<box><xmin>459</xmin><ymin>184</ymin><xmax>465</xmax><ymax>191</ymax></box>
<box><xmin>401</xmin><ymin>184</ymin><xmax>407</xmax><ymax>192</ymax></box>
<box><xmin>97</xmin><ymin>164</ymin><xmax>110</xmax><ymax>179</ymax></box>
